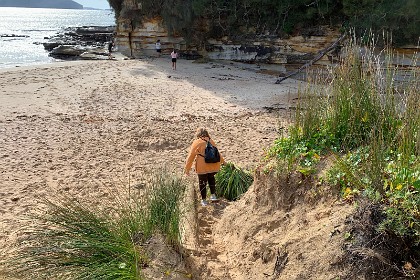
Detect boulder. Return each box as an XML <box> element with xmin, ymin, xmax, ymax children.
<box><xmin>50</xmin><ymin>45</ymin><xmax>86</xmax><ymax>57</ymax></box>
<box><xmin>79</xmin><ymin>53</ymin><xmax>107</xmax><ymax>60</ymax></box>
<box><xmin>40</xmin><ymin>25</ymin><xmax>116</xmax><ymax>60</ymax></box>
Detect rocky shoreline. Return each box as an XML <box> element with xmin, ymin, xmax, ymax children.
<box><xmin>40</xmin><ymin>26</ymin><xmax>115</xmax><ymax>60</ymax></box>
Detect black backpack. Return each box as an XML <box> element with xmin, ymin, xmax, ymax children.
<box><xmin>202</xmin><ymin>140</ymin><xmax>220</xmax><ymax>163</ymax></box>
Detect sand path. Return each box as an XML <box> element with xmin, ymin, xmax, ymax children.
<box><xmin>192</xmin><ymin>201</ymin><xmax>232</xmax><ymax>279</ymax></box>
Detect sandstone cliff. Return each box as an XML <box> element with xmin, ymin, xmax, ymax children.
<box><xmin>113</xmin><ymin>0</ymin><xmax>342</xmax><ymax>65</ymax></box>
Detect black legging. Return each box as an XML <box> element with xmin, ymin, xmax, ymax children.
<box><xmin>197</xmin><ymin>172</ymin><xmax>216</xmax><ymax>200</ymax></box>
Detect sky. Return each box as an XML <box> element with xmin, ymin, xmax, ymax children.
<box><xmin>74</xmin><ymin>0</ymin><xmax>110</xmax><ymax>9</ymax></box>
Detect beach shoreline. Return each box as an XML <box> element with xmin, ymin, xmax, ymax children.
<box><xmin>0</xmin><ymin>58</ymin><xmax>299</xmax><ymax>264</ymax></box>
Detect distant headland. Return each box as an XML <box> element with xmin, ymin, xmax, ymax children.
<box><xmin>0</xmin><ymin>0</ymin><xmax>83</xmax><ymax>9</ymax></box>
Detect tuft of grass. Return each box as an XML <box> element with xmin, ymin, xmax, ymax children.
<box><xmin>5</xmin><ymin>196</ymin><xmax>145</xmax><ymax>280</ymax></box>
<box><xmin>2</xmin><ymin>168</ymin><xmax>186</xmax><ymax>280</ymax></box>
<box><xmin>142</xmin><ymin>168</ymin><xmax>186</xmax><ymax>245</ymax></box>
<box><xmin>215</xmin><ymin>162</ymin><xmax>253</xmax><ymax>201</ymax></box>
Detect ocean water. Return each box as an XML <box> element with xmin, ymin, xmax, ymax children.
<box><xmin>0</xmin><ymin>7</ymin><xmax>115</xmax><ymax>69</ymax></box>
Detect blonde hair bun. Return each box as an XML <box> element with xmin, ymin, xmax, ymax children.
<box><xmin>195</xmin><ymin>127</ymin><xmax>210</xmax><ymax>139</ymax></box>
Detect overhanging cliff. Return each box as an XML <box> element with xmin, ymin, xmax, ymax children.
<box><xmin>109</xmin><ymin>0</ymin><xmax>419</xmax><ymax>62</ymax></box>
<box><xmin>113</xmin><ymin>0</ymin><xmax>342</xmax><ymax>65</ymax></box>
<box><xmin>115</xmin><ymin>17</ymin><xmax>341</xmax><ymax>65</ymax></box>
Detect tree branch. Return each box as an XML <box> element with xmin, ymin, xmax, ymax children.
<box><xmin>275</xmin><ymin>33</ymin><xmax>346</xmax><ymax>84</ymax></box>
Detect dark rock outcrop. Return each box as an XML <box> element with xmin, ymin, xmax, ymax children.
<box><xmin>41</xmin><ymin>26</ymin><xmax>115</xmax><ymax>60</ymax></box>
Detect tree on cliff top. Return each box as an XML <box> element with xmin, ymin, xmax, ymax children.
<box><xmin>107</xmin><ymin>0</ymin><xmax>419</xmax><ymax>45</ymax></box>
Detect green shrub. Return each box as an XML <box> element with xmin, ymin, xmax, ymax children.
<box><xmin>380</xmin><ymin>157</ymin><xmax>420</xmax><ymax>242</ymax></box>
<box><xmin>215</xmin><ymin>163</ymin><xmax>253</xmax><ymax>201</ymax></box>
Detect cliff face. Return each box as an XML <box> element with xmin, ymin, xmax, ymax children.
<box><xmin>114</xmin><ymin>0</ymin><xmax>341</xmax><ymax>65</ymax></box>
<box><xmin>0</xmin><ymin>0</ymin><xmax>83</xmax><ymax>9</ymax></box>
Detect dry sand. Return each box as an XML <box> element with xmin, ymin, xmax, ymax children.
<box><xmin>0</xmin><ymin>58</ymin><xmax>300</xmax><ymax>271</ymax></box>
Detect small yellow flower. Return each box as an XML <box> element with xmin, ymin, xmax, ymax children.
<box><xmin>362</xmin><ymin>112</ymin><xmax>369</xmax><ymax>123</ymax></box>
<box><xmin>297</xmin><ymin>126</ymin><xmax>303</xmax><ymax>135</ymax></box>
<box><xmin>396</xmin><ymin>184</ymin><xmax>403</xmax><ymax>190</ymax></box>
<box><xmin>343</xmin><ymin>187</ymin><xmax>353</xmax><ymax>199</ymax></box>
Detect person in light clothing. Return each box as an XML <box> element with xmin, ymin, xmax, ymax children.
<box><xmin>155</xmin><ymin>39</ymin><xmax>161</xmax><ymax>57</ymax></box>
<box><xmin>185</xmin><ymin>128</ymin><xmax>225</xmax><ymax>206</ymax></box>
<box><xmin>171</xmin><ymin>49</ymin><xmax>178</xmax><ymax>70</ymax></box>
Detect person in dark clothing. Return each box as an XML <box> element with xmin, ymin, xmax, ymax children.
<box><xmin>108</xmin><ymin>41</ymin><xmax>114</xmax><ymax>59</ymax></box>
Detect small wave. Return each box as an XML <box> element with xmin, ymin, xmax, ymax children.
<box><xmin>21</xmin><ymin>29</ymin><xmax>56</xmax><ymax>32</ymax></box>
<box><xmin>0</xmin><ymin>34</ymin><xmax>30</xmax><ymax>41</ymax></box>
<box><xmin>2</xmin><ymin>38</ymin><xmax>28</xmax><ymax>41</ymax></box>
<box><xmin>1</xmin><ymin>34</ymin><xmax>30</xmax><ymax>38</ymax></box>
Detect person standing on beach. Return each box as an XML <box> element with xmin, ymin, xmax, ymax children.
<box><xmin>171</xmin><ymin>49</ymin><xmax>178</xmax><ymax>70</ymax></box>
<box><xmin>155</xmin><ymin>39</ymin><xmax>161</xmax><ymax>57</ymax></box>
<box><xmin>108</xmin><ymin>40</ymin><xmax>114</xmax><ymax>59</ymax></box>
<box><xmin>185</xmin><ymin>128</ymin><xmax>225</xmax><ymax>206</ymax></box>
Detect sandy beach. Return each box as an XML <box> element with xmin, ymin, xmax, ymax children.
<box><xmin>0</xmin><ymin>58</ymin><xmax>299</xmax><ymax>260</ymax></box>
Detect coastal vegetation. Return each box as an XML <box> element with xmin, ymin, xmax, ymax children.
<box><xmin>107</xmin><ymin>0</ymin><xmax>419</xmax><ymax>45</ymax></box>
<box><xmin>4</xmin><ymin>168</ymin><xmax>186</xmax><ymax>280</ymax></box>
<box><xmin>215</xmin><ymin>162</ymin><xmax>254</xmax><ymax>201</ymax></box>
<box><xmin>265</xmin><ymin>36</ymin><xmax>419</xmax><ymax>277</ymax></box>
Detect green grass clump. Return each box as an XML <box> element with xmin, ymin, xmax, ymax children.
<box><xmin>215</xmin><ymin>162</ymin><xmax>254</xmax><ymax>201</ymax></box>
<box><xmin>142</xmin><ymin>169</ymin><xmax>186</xmax><ymax>245</ymax></box>
<box><xmin>3</xmin><ymin>168</ymin><xmax>186</xmax><ymax>280</ymax></box>
<box><xmin>7</xmin><ymin>197</ymin><xmax>144</xmax><ymax>280</ymax></box>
